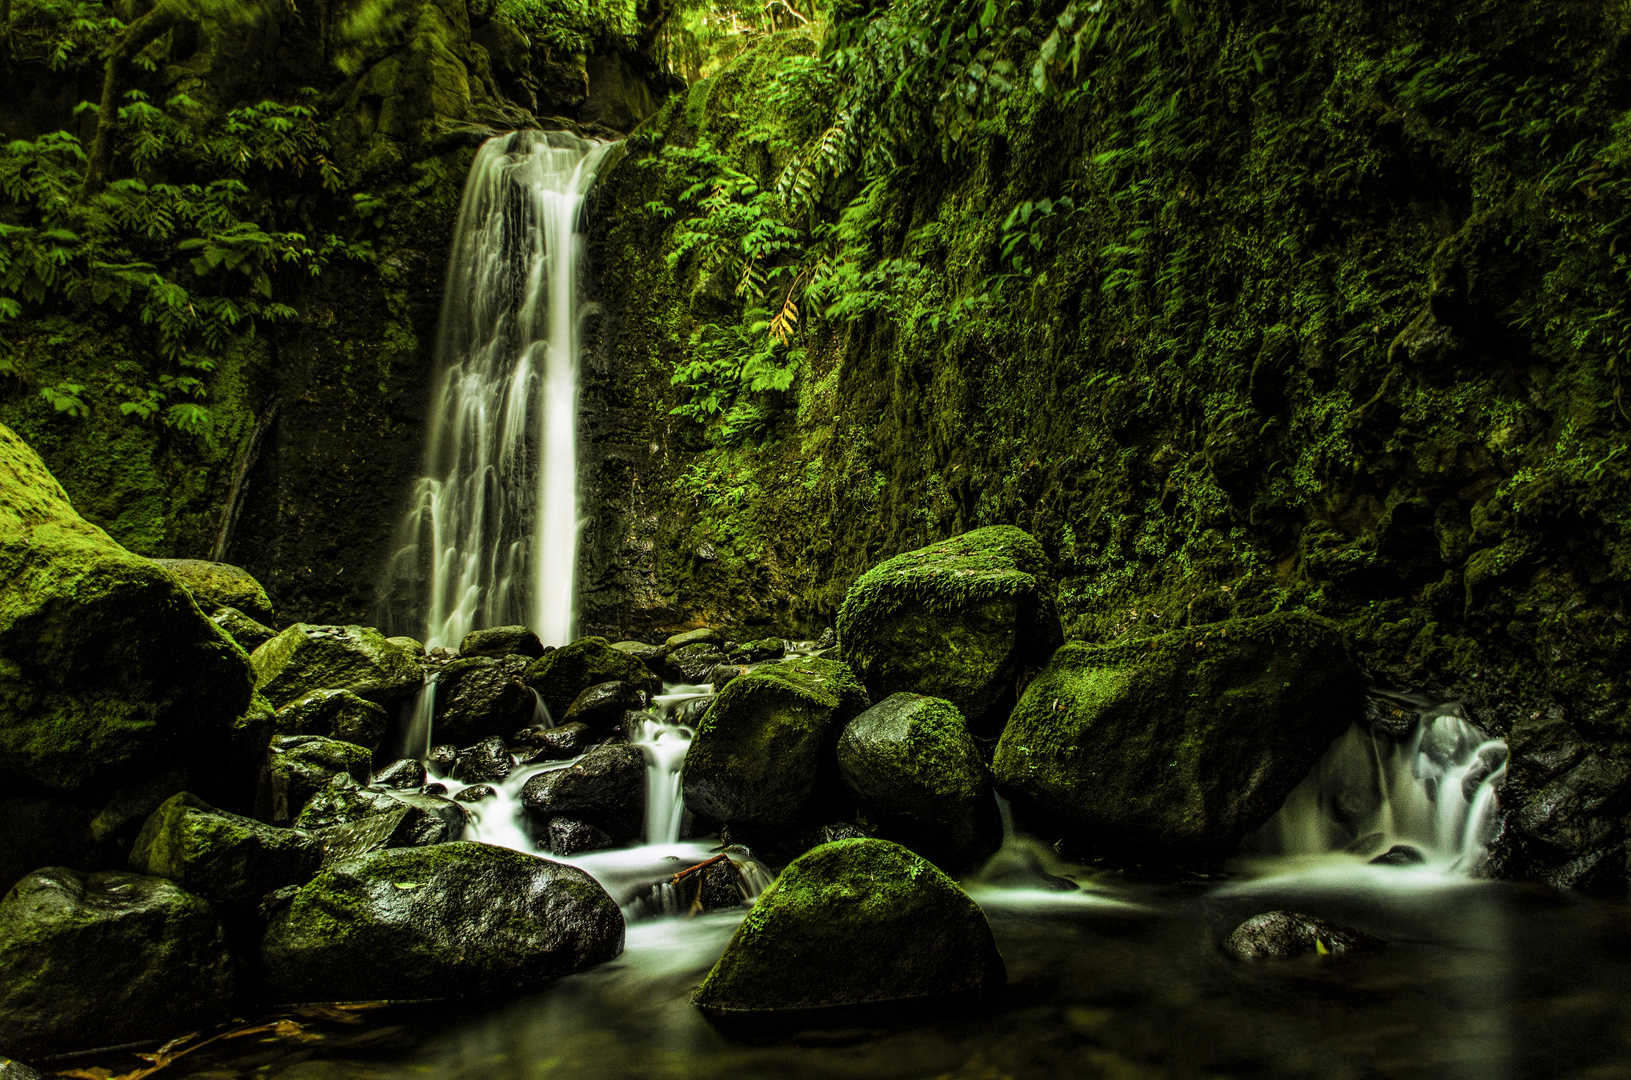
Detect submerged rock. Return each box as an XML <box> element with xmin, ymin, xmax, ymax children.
<box><xmin>521</xmin><ymin>745</ymin><xmax>646</xmax><ymax>843</ymax></box>
<box><xmin>211</xmin><ymin>605</ymin><xmax>278</xmax><ymax>653</ymax></box>
<box><xmin>836</xmin><ymin>526</ymin><xmax>1063</xmax><ymax>735</ymax></box>
<box><xmin>256</xmin><ymin>735</ymin><xmax>373</xmax><ymax>826</ymax></box>
<box><xmin>837</xmin><ymin>693</ymin><xmax>1001</xmax><ymax>873</ymax></box>
<box><xmin>1370</xmin><ymin>844</ymin><xmax>1427</xmax><ymax>866</ymax></box>
<box><xmin>682</xmin><ymin>658</ymin><xmax>869</xmax><ymax>838</ymax></box>
<box><xmin>525</xmin><ymin>637</ymin><xmax>662</xmax><ymax>720</ymax></box>
<box><xmin>153</xmin><ymin>559</ymin><xmax>275</xmax><ymax>623</ymax></box>
<box><xmin>459</xmin><ymin>625</ymin><xmax>545</xmax><ymax>659</ymax></box>
<box><xmin>273</xmin><ymin>689</ymin><xmax>389</xmax><ymax>751</ymax></box>
<box><xmin>261</xmin><ymin>842</ymin><xmax>624</xmax><ymax>1002</ymax></box>
<box><xmin>694</xmin><ymin>839</ymin><xmax>1003</xmax><ymax>1023</ymax></box>
<box><xmin>129</xmin><ymin>792</ymin><xmax>322</xmax><ymax>908</ymax></box>
<box><xmin>251</xmin><ymin>624</ymin><xmax>421</xmax><ymax>710</ymax></box>
<box><xmin>0</xmin><ymin>424</ymin><xmax>255</xmax><ymax>796</ymax></box>
<box><xmin>993</xmin><ymin>612</ymin><xmax>1363</xmax><ymax>859</ymax></box>
<box><xmin>1223</xmin><ymin>911</ymin><xmax>1385</xmax><ymax>960</ymax></box>
<box><xmin>0</xmin><ymin>868</ymin><xmax>235</xmax><ymax>1058</ymax></box>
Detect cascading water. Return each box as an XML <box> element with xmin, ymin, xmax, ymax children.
<box><xmin>379</xmin><ymin>131</ymin><xmax>616</xmax><ymax>650</ymax></box>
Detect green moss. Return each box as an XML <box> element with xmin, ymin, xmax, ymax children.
<box><xmin>523</xmin><ymin>636</ymin><xmax>658</xmax><ymax>719</ymax></box>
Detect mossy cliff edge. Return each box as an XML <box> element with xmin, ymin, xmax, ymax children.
<box><xmin>581</xmin><ymin>2</ymin><xmax>1631</xmax><ymax>888</ymax></box>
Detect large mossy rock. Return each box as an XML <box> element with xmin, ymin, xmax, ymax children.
<box><xmin>694</xmin><ymin>838</ymin><xmax>1003</xmax><ymax>1022</ymax></box>
<box><xmin>256</xmin><ymin>735</ymin><xmax>373</xmax><ymax>826</ymax></box>
<box><xmin>433</xmin><ymin>655</ymin><xmax>535</xmax><ymax>745</ymax></box>
<box><xmin>273</xmin><ymin>689</ymin><xmax>390</xmax><ymax>751</ymax></box>
<box><xmin>251</xmin><ymin>624</ymin><xmax>422</xmax><ymax>709</ymax></box>
<box><xmin>524</xmin><ymin>637</ymin><xmax>661</xmax><ymax>720</ymax></box>
<box><xmin>129</xmin><ymin>792</ymin><xmax>322</xmax><ymax>909</ymax></box>
<box><xmin>992</xmin><ymin>612</ymin><xmax>1364</xmax><ymax>859</ymax></box>
<box><xmin>837</xmin><ymin>693</ymin><xmax>1001</xmax><ymax>873</ymax></box>
<box><xmin>0</xmin><ymin>867</ymin><xmax>235</xmax><ymax>1058</ymax></box>
<box><xmin>0</xmin><ymin>425</ymin><xmax>255</xmax><ymax>796</ymax></box>
<box><xmin>152</xmin><ymin>559</ymin><xmax>275</xmax><ymax>623</ymax></box>
<box><xmin>682</xmin><ymin>658</ymin><xmax>869</xmax><ymax>837</ymax></box>
<box><xmin>836</xmin><ymin>526</ymin><xmax>1063</xmax><ymax>734</ymax></box>
<box><xmin>261</xmin><ymin>842</ymin><xmax>624</xmax><ymax>1002</ymax></box>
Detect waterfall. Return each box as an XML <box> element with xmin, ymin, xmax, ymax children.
<box><xmin>1246</xmin><ymin>707</ymin><xmax>1508</xmax><ymax>871</ymax></box>
<box><xmin>379</xmin><ymin>131</ymin><xmax>616</xmax><ymax>650</ymax></box>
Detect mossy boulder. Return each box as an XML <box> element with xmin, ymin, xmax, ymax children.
<box><xmin>992</xmin><ymin>612</ymin><xmax>1364</xmax><ymax>859</ymax></box>
<box><xmin>0</xmin><ymin>424</ymin><xmax>255</xmax><ymax>795</ymax></box>
<box><xmin>274</xmin><ymin>690</ymin><xmax>390</xmax><ymax>751</ymax></box>
<box><xmin>682</xmin><ymin>658</ymin><xmax>869</xmax><ymax>837</ymax></box>
<box><xmin>260</xmin><ymin>842</ymin><xmax>624</xmax><ymax>1003</ymax></box>
<box><xmin>433</xmin><ymin>655</ymin><xmax>535</xmax><ymax>745</ymax></box>
<box><xmin>524</xmin><ymin>637</ymin><xmax>660</xmax><ymax>721</ymax></box>
<box><xmin>211</xmin><ymin>606</ymin><xmax>278</xmax><ymax>653</ymax></box>
<box><xmin>837</xmin><ymin>694</ymin><xmax>1002</xmax><ymax>873</ymax></box>
<box><xmin>152</xmin><ymin>559</ymin><xmax>275</xmax><ymax>623</ymax></box>
<box><xmin>458</xmin><ymin>625</ymin><xmax>544</xmax><ymax>659</ymax></box>
<box><xmin>836</xmin><ymin>526</ymin><xmax>1063</xmax><ymax>735</ymax></box>
<box><xmin>0</xmin><ymin>867</ymin><xmax>235</xmax><ymax>1058</ymax></box>
<box><xmin>255</xmin><ymin>735</ymin><xmax>373</xmax><ymax>826</ymax></box>
<box><xmin>251</xmin><ymin>624</ymin><xmax>422</xmax><ymax>710</ymax></box>
<box><xmin>693</xmin><ymin>838</ymin><xmax>1003</xmax><ymax>1022</ymax></box>
<box><xmin>294</xmin><ymin>774</ymin><xmax>466</xmax><ymax>849</ymax></box>
<box><xmin>128</xmin><ymin>792</ymin><xmax>322</xmax><ymax>909</ymax></box>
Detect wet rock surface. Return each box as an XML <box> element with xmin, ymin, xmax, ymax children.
<box><xmin>525</xmin><ymin>637</ymin><xmax>662</xmax><ymax>720</ymax></box>
<box><xmin>295</xmin><ymin>775</ymin><xmax>466</xmax><ymax>848</ymax></box>
<box><xmin>548</xmin><ymin>816</ymin><xmax>615</xmax><ymax>855</ymax></box>
<box><xmin>663</xmin><ymin>642</ymin><xmax>729</xmax><ymax>684</ymax></box>
<box><xmin>261</xmin><ymin>842</ymin><xmax>624</xmax><ymax>1002</ymax></box>
<box><xmin>129</xmin><ymin>792</ymin><xmax>322</xmax><ymax>908</ymax></box>
<box><xmin>273</xmin><ymin>689</ymin><xmax>389</xmax><ymax>751</ymax></box>
<box><xmin>0</xmin><ymin>868</ymin><xmax>235</xmax><ymax>1058</ymax></box>
<box><xmin>256</xmin><ymin>735</ymin><xmax>373</xmax><ymax>826</ymax></box>
<box><xmin>1223</xmin><ymin>911</ymin><xmax>1386</xmax><ymax>960</ymax></box>
<box><xmin>522</xmin><ymin>745</ymin><xmax>646</xmax><ymax>843</ymax></box>
<box><xmin>372</xmin><ymin>758</ymin><xmax>428</xmax><ymax>790</ymax></box>
<box><xmin>211</xmin><ymin>605</ymin><xmax>278</xmax><ymax>652</ymax></box>
<box><xmin>514</xmin><ymin>722</ymin><xmax>596</xmax><ymax>761</ymax></box>
<box><xmin>433</xmin><ymin>656</ymin><xmax>537</xmax><ymax>745</ymax></box>
<box><xmin>452</xmin><ymin>736</ymin><xmax>515</xmax><ymax>784</ymax></box>
<box><xmin>251</xmin><ymin>624</ymin><xmax>422</xmax><ymax>710</ymax></box>
<box><xmin>562</xmin><ymin>680</ymin><xmax>645</xmax><ymax>730</ymax></box>
<box><xmin>459</xmin><ymin>625</ymin><xmax>545</xmax><ymax>659</ymax></box>
<box><xmin>153</xmin><ymin>558</ymin><xmax>276</xmax><ymax>623</ymax></box>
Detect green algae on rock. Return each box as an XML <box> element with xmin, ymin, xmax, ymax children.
<box><xmin>694</xmin><ymin>838</ymin><xmax>1003</xmax><ymax>1022</ymax></box>
<box><xmin>129</xmin><ymin>792</ymin><xmax>322</xmax><ymax>909</ymax></box>
<box><xmin>152</xmin><ymin>559</ymin><xmax>276</xmax><ymax>623</ymax></box>
<box><xmin>681</xmin><ymin>657</ymin><xmax>869</xmax><ymax>837</ymax></box>
<box><xmin>837</xmin><ymin>527</ymin><xmax>1063</xmax><ymax>735</ymax></box>
<box><xmin>260</xmin><ymin>841</ymin><xmax>624</xmax><ymax>1003</ymax></box>
<box><xmin>0</xmin><ymin>867</ymin><xmax>235</xmax><ymax>1059</ymax></box>
<box><xmin>837</xmin><ymin>693</ymin><xmax>1002</xmax><ymax>873</ymax></box>
<box><xmin>993</xmin><ymin>612</ymin><xmax>1364</xmax><ymax>860</ymax></box>
<box><xmin>211</xmin><ymin>606</ymin><xmax>279</xmax><ymax>653</ymax></box>
<box><xmin>0</xmin><ymin>423</ymin><xmax>255</xmax><ymax>795</ymax></box>
<box><xmin>256</xmin><ymin>735</ymin><xmax>374</xmax><ymax>827</ymax></box>
<box><xmin>274</xmin><ymin>689</ymin><xmax>391</xmax><ymax>752</ymax></box>
<box><xmin>524</xmin><ymin>637</ymin><xmax>661</xmax><ymax>720</ymax></box>
<box><xmin>251</xmin><ymin>624</ymin><xmax>422</xmax><ymax>710</ymax></box>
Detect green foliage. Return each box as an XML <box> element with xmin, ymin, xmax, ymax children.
<box><xmin>8</xmin><ymin>0</ymin><xmax>121</xmax><ymax>71</ymax></box>
<box><xmin>493</xmin><ymin>0</ymin><xmax>635</xmax><ymax>55</ymax></box>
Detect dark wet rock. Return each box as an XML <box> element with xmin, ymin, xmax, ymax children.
<box><xmin>517</xmin><ymin>722</ymin><xmax>596</xmax><ymax>762</ymax></box>
<box><xmin>836</xmin><ymin>526</ymin><xmax>1063</xmax><ymax>736</ymax></box>
<box><xmin>1223</xmin><ymin>911</ymin><xmax>1385</xmax><ymax>960</ymax></box>
<box><xmin>129</xmin><ymin>792</ymin><xmax>322</xmax><ymax>908</ymax></box>
<box><xmin>694</xmin><ymin>839</ymin><xmax>1003</xmax><ymax>1022</ymax></box>
<box><xmin>459</xmin><ymin>625</ymin><xmax>545</xmax><ymax>659</ymax></box>
<box><xmin>455</xmin><ymin>785</ymin><xmax>498</xmax><ymax>804</ymax></box>
<box><xmin>251</xmin><ymin>624</ymin><xmax>422</xmax><ymax>710</ymax></box>
<box><xmin>837</xmin><ymin>693</ymin><xmax>1002</xmax><ymax>873</ymax></box>
<box><xmin>372</xmin><ymin>758</ymin><xmax>427</xmax><ymax>790</ymax></box>
<box><xmin>525</xmin><ymin>637</ymin><xmax>662</xmax><ymax>721</ymax></box>
<box><xmin>548</xmin><ymin>817</ymin><xmax>614</xmax><ymax>856</ymax></box>
<box><xmin>433</xmin><ymin>656</ymin><xmax>536</xmax><ymax>746</ymax></box>
<box><xmin>295</xmin><ymin>774</ymin><xmax>466</xmax><ymax>848</ymax></box>
<box><xmin>730</xmin><ymin>638</ymin><xmax>786</xmax><ymax>663</ymax></box>
<box><xmin>1462</xmin><ymin>743</ymin><xmax>1509</xmax><ymax>802</ymax></box>
<box><xmin>211</xmin><ymin>605</ymin><xmax>278</xmax><ymax>653</ymax></box>
<box><xmin>816</xmin><ymin>627</ymin><xmax>837</xmax><ymax>650</ymax></box>
<box><xmin>89</xmin><ymin>767</ymin><xmax>191</xmax><ymax>846</ymax></box>
<box><xmin>993</xmin><ymin>612</ymin><xmax>1363</xmax><ymax>860</ymax></box>
<box><xmin>154</xmin><ymin>558</ymin><xmax>275</xmax><ymax>623</ymax></box>
<box><xmin>261</xmin><ymin>842</ymin><xmax>624</xmax><ymax>1002</ymax></box>
<box><xmin>273</xmin><ymin>689</ymin><xmax>389</xmax><ymax>752</ymax></box>
<box><xmin>0</xmin><ymin>1055</ymin><xmax>42</xmax><ymax>1079</ymax></box>
<box><xmin>611</xmin><ymin>640</ymin><xmax>668</xmax><ymax>672</ymax></box>
<box><xmin>0</xmin><ymin>868</ymin><xmax>235</xmax><ymax>1058</ymax></box>
<box><xmin>683</xmin><ymin>658</ymin><xmax>869</xmax><ymax>839</ymax></box>
<box><xmin>452</xmin><ymin>736</ymin><xmax>514</xmax><ymax>784</ymax></box>
<box><xmin>255</xmin><ymin>735</ymin><xmax>373</xmax><ymax>826</ymax></box>
<box><xmin>428</xmin><ymin>744</ymin><xmax>459</xmax><ymax>776</ymax></box>
<box><xmin>709</xmin><ymin>663</ymin><xmax>749</xmax><ymax>691</ymax></box>
<box><xmin>666</xmin><ymin>627</ymin><xmax>724</xmax><ymax>650</ymax></box>
<box><xmin>0</xmin><ymin>424</ymin><xmax>255</xmax><ymax>796</ymax></box>
<box><xmin>562</xmin><ymin>680</ymin><xmax>645</xmax><ymax>730</ymax></box>
<box><xmin>423</xmin><ymin>782</ymin><xmax>449</xmax><ymax>796</ymax></box>
<box><xmin>1369</xmin><ymin>844</ymin><xmax>1427</xmax><ymax>866</ymax></box>
<box><xmin>663</xmin><ymin>642</ymin><xmax>728</xmax><ymax>683</ymax></box>
<box><xmin>521</xmin><ymin>745</ymin><xmax>646</xmax><ymax>843</ymax></box>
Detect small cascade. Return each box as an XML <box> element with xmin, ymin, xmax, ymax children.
<box><xmin>1246</xmin><ymin>705</ymin><xmax>1508</xmax><ymax>872</ymax></box>
<box><xmin>379</xmin><ymin>131</ymin><xmax>617</xmax><ymax>650</ymax></box>
<box><xmin>634</xmin><ymin>684</ymin><xmax>711</xmax><ymax>845</ymax></box>
<box><xmin>397</xmin><ymin>671</ymin><xmax>440</xmax><ymax>760</ymax></box>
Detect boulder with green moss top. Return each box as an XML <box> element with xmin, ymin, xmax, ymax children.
<box><xmin>611</xmin><ymin>640</ymin><xmax>667</xmax><ymax>672</ymax></box>
<box><xmin>458</xmin><ymin>625</ymin><xmax>544</xmax><ymax>659</ymax></box>
<box><xmin>274</xmin><ymin>690</ymin><xmax>389</xmax><ymax>751</ymax></box>
<box><xmin>0</xmin><ymin>424</ymin><xmax>254</xmax><ymax>797</ymax></box>
<box><xmin>153</xmin><ymin>559</ymin><xmax>275</xmax><ymax>623</ymax></box>
<box><xmin>663</xmin><ymin>641</ymin><xmax>730</xmax><ymax>683</ymax></box>
<box><xmin>682</xmin><ymin>658</ymin><xmax>869</xmax><ymax>838</ymax></box>
<box><xmin>211</xmin><ymin>606</ymin><xmax>278</xmax><ymax>652</ymax></box>
<box><xmin>665</xmin><ymin>627</ymin><xmax>723</xmax><ymax>650</ymax></box>
<box><xmin>260</xmin><ymin>842</ymin><xmax>624</xmax><ymax>1002</ymax></box>
<box><xmin>524</xmin><ymin>637</ymin><xmax>661</xmax><ymax>720</ymax></box>
<box><xmin>836</xmin><ymin>526</ymin><xmax>1063</xmax><ymax>736</ymax></box>
<box><xmin>693</xmin><ymin>838</ymin><xmax>1003</xmax><ymax>1024</ymax></box>
<box><xmin>993</xmin><ymin>612</ymin><xmax>1364</xmax><ymax>860</ymax></box>
<box><xmin>255</xmin><ymin>735</ymin><xmax>373</xmax><ymax>826</ymax></box>
<box><xmin>837</xmin><ymin>694</ymin><xmax>1001</xmax><ymax>873</ymax></box>
<box><xmin>251</xmin><ymin>624</ymin><xmax>422</xmax><ymax>710</ymax></box>
<box><xmin>433</xmin><ymin>656</ymin><xmax>535</xmax><ymax>744</ymax></box>
<box><xmin>295</xmin><ymin>774</ymin><xmax>466</xmax><ymax>851</ymax></box>
<box><xmin>0</xmin><ymin>867</ymin><xmax>235</xmax><ymax>1058</ymax></box>
<box><xmin>129</xmin><ymin>792</ymin><xmax>322</xmax><ymax>908</ymax></box>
